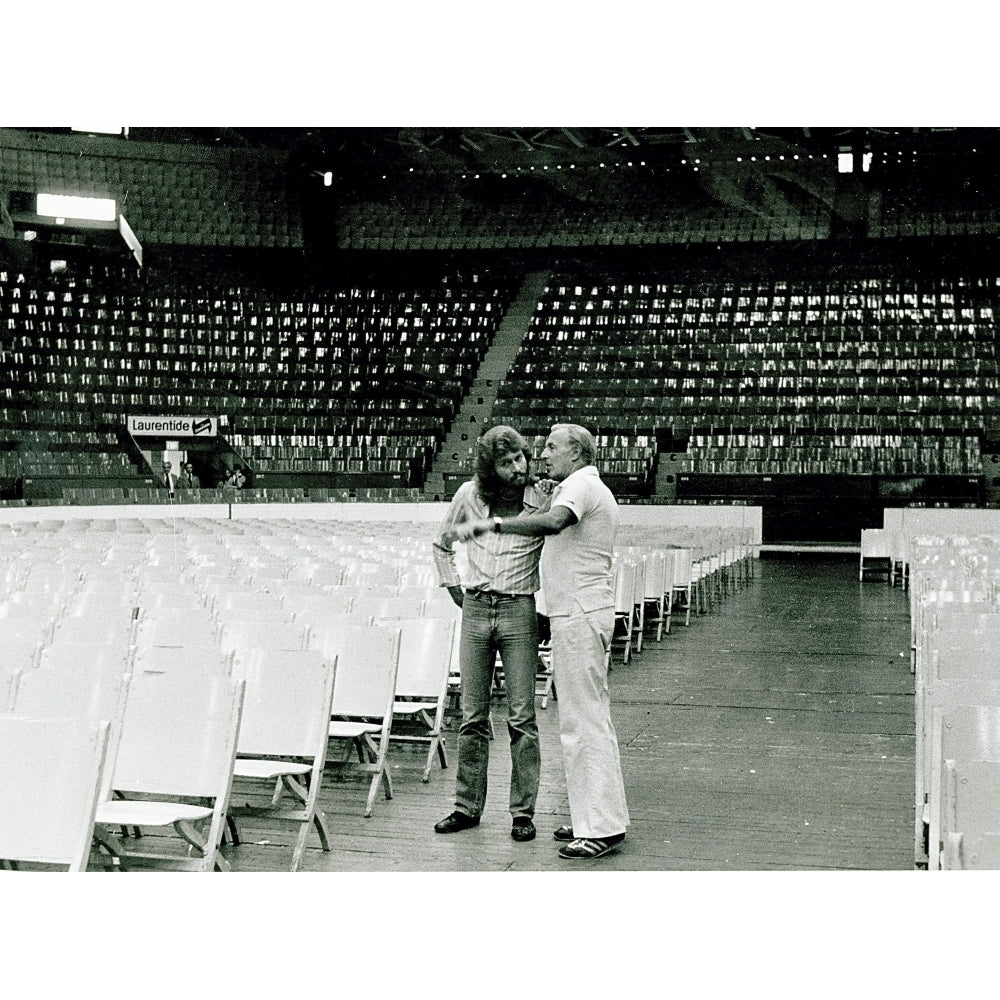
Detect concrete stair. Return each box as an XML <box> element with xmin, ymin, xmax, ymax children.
<box><xmin>423</xmin><ymin>270</ymin><xmax>550</xmax><ymax>500</ymax></box>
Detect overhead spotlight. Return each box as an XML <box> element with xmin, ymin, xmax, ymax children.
<box><xmin>599</xmin><ymin>162</ymin><xmax>605</xmax><ymax>167</ymax></box>
<box><xmin>501</xmin><ymin>172</ymin><xmax>507</xmax><ymax>178</ymax></box>
<box><xmin>640</xmin><ymin>160</ymin><xmax>645</xmax><ymax>166</ymax></box>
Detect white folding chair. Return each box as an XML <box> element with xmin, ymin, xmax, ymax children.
<box><xmin>325</xmin><ymin>624</ymin><xmax>400</xmax><ymax>817</ymax></box>
<box><xmin>375</xmin><ymin>617</ymin><xmax>456</xmax><ymax>781</ymax></box>
<box><xmin>93</xmin><ymin>672</ymin><xmax>246</xmax><ymax>872</ymax></box>
<box><xmin>0</xmin><ymin>717</ymin><xmax>110</xmax><ymax>871</ymax></box>
<box><xmin>227</xmin><ymin>648</ymin><xmax>338</xmax><ymax>871</ymax></box>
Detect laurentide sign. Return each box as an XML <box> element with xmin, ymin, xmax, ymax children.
<box><xmin>127</xmin><ymin>415</ymin><xmax>218</xmax><ymax>437</ymax></box>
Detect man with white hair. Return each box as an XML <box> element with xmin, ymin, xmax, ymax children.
<box><xmin>444</xmin><ymin>423</ymin><xmax>630</xmax><ymax>860</ymax></box>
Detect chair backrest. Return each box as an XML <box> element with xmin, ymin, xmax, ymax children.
<box><xmin>352</xmin><ymin>591</ymin><xmax>425</xmax><ymax>623</ymax></box>
<box><xmin>132</xmin><ymin>643</ymin><xmax>233</xmax><ymax>677</ymax></box>
<box><xmin>375</xmin><ymin>617</ymin><xmax>456</xmax><ymax>700</ymax></box>
<box><xmin>671</xmin><ymin>548</ymin><xmax>693</xmax><ymax>587</ymax></box>
<box><xmin>0</xmin><ymin>716</ymin><xmax>110</xmax><ymax>870</ymax></box>
<box><xmin>305</xmin><ymin>613</ymin><xmax>367</xmax><ymax>657</ymax></box>
<box><xmin>642</xmin><ymin>550</ymin><xmax>670</xmax><ymax>599</ymax></box>
<box><xmin>614</xmin><ymin>560</ymin><xmax>637</xmax><ymax>612</ymax></box>
<box><xmin>134</xmin><ymin>608</ymin><xmax>220</xmax><ymax>649</ymax></box>
<box><xmin>219</xmin><ymin>619</ymin><xmax>310</xmax><ymax>657</ymax></box>
<box><xmin>326</xmin><ymin>624</ymin><xmax>400</xmax><ymax>720</ymax></box>
<box><xmin>49</xmin><ymin>612</ymin><xmax>136</xmax><ymax>652</ymax></box>
<box><xmin>288</xmin><ymin>590</ymin><xmax>355</xmax><ymax>621</ymax></box>
<box><xmin>10</xmin><ymin>662</ymin><xmax>132</xmax><ymax>800</ymax></box>
<box><xmin>233</xmin><ymin>648</ymin><xmax>337</xmax><ymax>758</ymax></box>
<box><xmin>110</xmin><ymin>671</ymin><xmax>245</xmax><ymax>799</ymax></box>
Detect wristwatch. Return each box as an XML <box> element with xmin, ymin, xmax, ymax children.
<box><xmin>493</xmin><ymin>517</ymin><xmax>503</xmax><ymax>533</ymax></box>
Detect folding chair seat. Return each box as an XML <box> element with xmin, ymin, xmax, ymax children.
<box><xmin>0</xmin><ymin>717</ymin><xmax>111</xmax><ymax>871</ymax></box>
<box><xmin>92</xmin><ymin>671</ymin><xmax>246</xmax><ymax>872</ymax></box>
<box><xmin>374</xmin><ymin>617</ymin><xmax>456</xmax><ymax>781</ymax></box>
<box><xmin>227</xmin><ymin>648</ymin><xmax>337</xmax><ymax>871</ymax></box>
<box><xmin>324</xmin><ymin>624</ymin><xmax>400</xmax><ymax>817</ymax></box>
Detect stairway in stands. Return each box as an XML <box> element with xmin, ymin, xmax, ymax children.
<box><xmin>423</xmin><ymin>270</ymin><xmax>550</xmax><ymax>500</ymax></box>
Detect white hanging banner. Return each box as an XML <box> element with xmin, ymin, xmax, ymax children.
<box><xmin>127</xmin><ymin>415</ymin><xmax>218</xmax><ymax>437</ymax></box>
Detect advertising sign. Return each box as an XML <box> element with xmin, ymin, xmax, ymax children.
<box><xmin>127</xmin><ymin>415</ymin><xmax>218</xmax><ymax>437</ymax></box>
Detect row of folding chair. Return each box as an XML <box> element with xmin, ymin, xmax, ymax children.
<box><xmin>1</xmin><ymin>605</ymin><xmax>458</xmax><ymax>870</ymax></box>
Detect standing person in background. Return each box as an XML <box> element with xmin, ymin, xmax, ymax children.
<box><xmin>444</xmin><ymin>423</ymin><xmax>629</xmax><ymax>861</ymax></box>
<box><xmin>432</xmin><ymin>425</ymin><xmax>551</xmax><ymax>843</ymax></box>
<box><xmin>160</xmin><ymin>460</ymin><xmax>177</xmax><ymax>496</ymax></box>
<box><xmin>176</xmin><ymin>462</ymin><xmax>200</xmax><ymax>489</ymax></box>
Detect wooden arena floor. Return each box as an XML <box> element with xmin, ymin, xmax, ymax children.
<box><xmin>215</xmin><ymin>554</ymin><xmax>915</xmax><ymax>873</ymax></box>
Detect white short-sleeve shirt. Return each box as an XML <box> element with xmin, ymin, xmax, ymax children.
<box><xmin>539</xmin><ymin>465</ymin><xmax>617</xmax><ymax>617</ymax></box>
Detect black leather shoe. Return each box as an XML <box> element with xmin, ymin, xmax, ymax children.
<box><xmin>434</xmin><ymin>810</ymin><xmax>480</xmax><ymax>834</ymax></box>
<box><xmin>511</xmin><ymin>817</ymin><xmax>536</xmax><ymax>842</ymax></box>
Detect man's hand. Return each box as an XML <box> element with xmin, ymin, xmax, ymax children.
<box><xmin>533</xmin><ymin>477</ymin><xmax>557</xmax><ymax>495</ymax></box>
<box><xmin>441</xmin><ymin>519</ymin><xmax>493</xmax><ymax>545</ymax></box>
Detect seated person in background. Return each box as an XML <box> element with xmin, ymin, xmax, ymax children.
<box><xmin>223</xmin><ymin>465</ymin><xmax>247</xmax><ymax>490</ymax></box>
<box><xmin>176</xmin><ymin>462</ymin><xmax>200</xmax><ymax>489</ymax></box>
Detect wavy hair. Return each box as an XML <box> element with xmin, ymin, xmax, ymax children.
<box><xmin>474</xmin><ymin>425</ymin><xmax>532</xmax><ymax>508</ymax></box>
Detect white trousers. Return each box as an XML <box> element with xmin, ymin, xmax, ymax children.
<box><xmin>550</xmin><ymin>606</ymin><xmax>630</xmax><ymax>839</ymax></box>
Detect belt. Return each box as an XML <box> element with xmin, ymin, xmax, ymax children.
<box><xmin>464</xmin><ymin>589</ymin><xmax>527</xmax><ymax>602</ymax></box>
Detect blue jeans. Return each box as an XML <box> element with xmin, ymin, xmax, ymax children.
<box><xmin>455</xmin><ymin>592</ymin><xmax>540</xmax><ymax>819</ymax></box>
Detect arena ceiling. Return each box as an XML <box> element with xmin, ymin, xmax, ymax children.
<box><xmin>15</xmin><ymin>126</ymin><xmax>1000</xmax><ymax>222</ymax></box>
